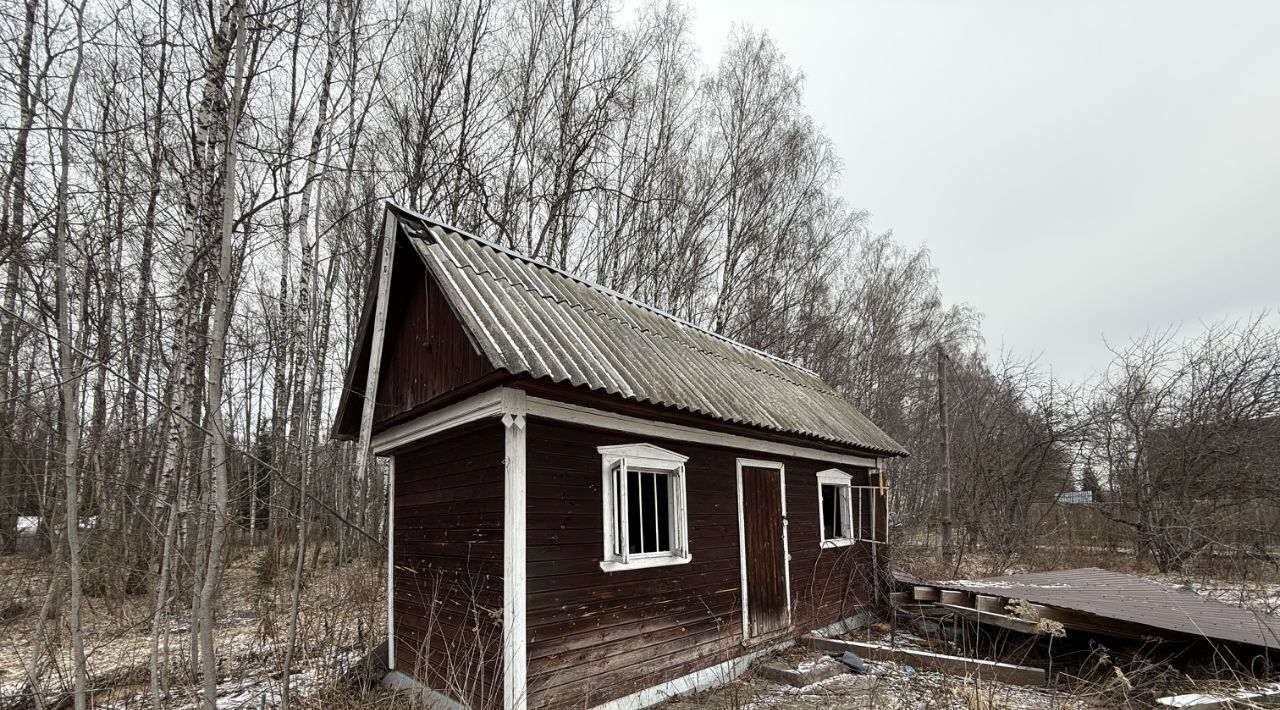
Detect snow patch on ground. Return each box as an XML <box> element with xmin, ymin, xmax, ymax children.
<box><xmin>1150</xmin><ymin>575</ymin><xmax>1280</xmax><ymax>617</ymax></box>
<box><xmin>99</xmin><ymin>650</ymin><xmax>362</xmax><ymax>709</ymax></box>
<box><xmin>661</xmin><ymin>646</ymin><xmax>1087</xmax><ymax>710</ymax></box>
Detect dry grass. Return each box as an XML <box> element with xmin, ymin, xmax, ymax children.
<box><xmin>660</xmin><ymin>644</ymin><xmax>1093</xmax><ymax>710</ymax></box>
<box><xmin>4</xmin><ymin>540</ymin><xmax>1277</xmax><ymax>708</ymax></box>
<box><xmin>0</xmin><ymin>544</ymin><xmax>393</xmax><ymax>708</ymax></box>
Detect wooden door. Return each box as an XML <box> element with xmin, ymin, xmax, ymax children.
<box><xmin>738</xmin><ymin>462</ymin><xmax>790</xmax><ymax>639</ymax></box>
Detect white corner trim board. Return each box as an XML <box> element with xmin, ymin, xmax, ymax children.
<box><xmin>528</xmin><ymin>396</ymin><xmax>880</xmax><ymax>468</ymax></box>
<box><xmin>386</xmin><ymin>456</ymin><xmax>396</xmax><ymax>671</ymax></box>
<box><xmin>502</xmin><ymin>389</ymin><xmax>528</xmax><ymax>710</ymax></box>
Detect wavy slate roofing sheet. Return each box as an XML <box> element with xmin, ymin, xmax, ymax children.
<box><xmin>394</xmin><ymin>208</ymin><xmax>906</xmax><ymax>456</ymax></box>
<box><xmin>936</xmin><ymin>568</ymin><xmax>1280</xmax><ymax>649</ymax></box>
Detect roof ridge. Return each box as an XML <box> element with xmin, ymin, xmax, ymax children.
<box><xmin>432</xmin><ymin>240</ymin><xmax>842</xmax><ymax>398</ymax></box>
<box><xmin>387</xmin><ymin>202</ymin><xmax>821</xmax><ymax>377</ymax></box>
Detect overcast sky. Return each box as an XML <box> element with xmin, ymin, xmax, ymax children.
<box><xmin>680</xmin><ymin>0</ymin><xmax>1280</xmax><ymax>382</ymax></box>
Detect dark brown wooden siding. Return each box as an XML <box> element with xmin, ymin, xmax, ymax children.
<box><xmin>374</xmin><ymin>256</ymin><xmax>493</xmax><ymax>425</ymax></box>
<box><xmin>524</xmin><ymin>418</ymin><xmax>879</xmax><ymax>709</ymax></box>
<box><xmin>393</xmin><ymin>423</ymin><xmax>504</xmax><ymax>709</ymax></box>
<box><xmin>336</xmin><ymin>246</ymin><xmax>495</xmax><ymax>437</ymax></box>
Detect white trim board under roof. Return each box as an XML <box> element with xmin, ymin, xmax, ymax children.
<box><xmin>371</xmin><ymin>388</ymin><xmax>884</xmax><ymax>468</ymax></box>
<box><xmin>353</xmin><ymin>204</ymin><xmax>908</xmax><ymax>457</ymax></box>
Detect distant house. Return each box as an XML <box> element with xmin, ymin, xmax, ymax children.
<box><xmin>333</xmin><ymin>204</ymin><xmax>907</xmax><ymax>710</ymax></box>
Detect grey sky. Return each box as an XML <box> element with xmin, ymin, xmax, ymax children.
<box><xmin>681</xmin><ymin>0</ymin><xmax>1280</xmax><ymax>382</ymax></box>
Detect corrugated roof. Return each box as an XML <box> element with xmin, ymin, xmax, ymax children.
<box><xmin>935</xmin><ymin>568</ymin><xmax>1280</xmax><ymax>650</ymax></box>
<box><xmin>392</xmin><ymin>206</ymin><xmax>907</xmax><ymax>456</ymax></box>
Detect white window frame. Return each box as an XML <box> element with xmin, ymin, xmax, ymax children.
<box><xmin>854</xmin><ymin>470</ymin><xmax>888</xmax><ymax>545</ymax></box>
<box><xmin>598</xmin><ymin>443</ymin><xmax>691</xmax><ymax>572</ymax></box>
<box><xmin>816</xmin><ymin>469</ymin><xmax>856</xmax><ymax>548</ymax></box>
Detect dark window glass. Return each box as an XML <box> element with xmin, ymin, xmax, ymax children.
<box><xmin>643</xmin><ymin>473</ymin><xmax>659</xmax><ymax>553</ymax></box>
<box><xmin>627</xmin><ymin>470</ymin><xmax>643</xmax><ymax>553</ymax></box>
<box><xmin>625</xmin><ymin>469</ymin><xmax>672</xmax><ymax>554</ymax></box>
<box><xmin>821</xmin><ymin>484</ymin><xmax>841</xmax><ymax>540</ymax></box>
<box><xmin>655</xmin><ymin>473</ymin><xmax>671</xmax><ymax>551</ymax></box>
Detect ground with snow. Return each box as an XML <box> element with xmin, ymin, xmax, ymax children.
<box><xmin>0</xmin><ymin>549</ymin><xmax>390</xmax><ymax>708</ymax></box>
<box><xmin>3</xmin><ymin>546</ymin><xmax>1278</xmax><ymax>708</ymax></box>
<box><xmin>1150</xmin><ymin>574</ymin><xmax>1280</xmax><ymax>618</ymax></box>
<box><xmin>661</xmin><ymin>644</ymin><xmax>1091</xmax><ymax>710</ymax></box>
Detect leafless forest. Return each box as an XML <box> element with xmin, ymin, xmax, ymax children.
<box><xmin>0</xmin><ymin>0</ymin><xmax>1276</xmax><ymax>706</ymax></box>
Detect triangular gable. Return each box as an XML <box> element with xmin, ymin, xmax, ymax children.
<box><xmin>333</xmin><ymin>213</ymin><xmax>494</xmax><ymax>439</ymax></box>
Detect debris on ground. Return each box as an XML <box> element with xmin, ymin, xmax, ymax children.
<box><xmin>831</xmin><ymin>650</ymin><xmax>868</xmax><ymax>673</ymax></box>
<box><xmin>905</xmin><ymin>567</ymin><xmax>1280</xmax><ymax>651</ymax></box>
<box><xmin>660</xmin><ymin>643</ymin><xmax>1083</xmax><ymax>710</ymax></box>
<box><xmin>753</xmin><ymin>656</ymin><xmax>848</xmax><ymax>688</ymax></box>
<box><xmin>1157</xmin><ymin>681</ymin><xmax>1280</xmax><ymax>708</ymax></box>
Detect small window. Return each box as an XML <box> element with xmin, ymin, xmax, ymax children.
<box><xmin>599</xmin><ymin>444</ymin><xmax>691</xmax><ymax>571</ymax></box>
<box><xmin>817</xmin><ymin>470</ymin><xmax>855</xmax><ymax>548</ymax></box>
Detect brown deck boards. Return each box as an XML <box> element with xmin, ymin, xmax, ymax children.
<box><xmin>928</xmin><ymin>568</ymin><xmax>1280</xmax><ymax>649</ymax></box>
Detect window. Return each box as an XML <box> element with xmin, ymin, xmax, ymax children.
<box><xmin>816</xmin><ymin>469</ymin><xmax>855</xmax><ymax>547</ymax></box>
<box><xmin>599</xmin><ymin>444</ymin><xmax>691</xmax><ymax>571</ymax></box>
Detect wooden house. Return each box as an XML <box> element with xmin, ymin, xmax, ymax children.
<box><xmin>333</xmin><ymin>204</ymin><xmax>907</xmax><ymax>710</ymax></box>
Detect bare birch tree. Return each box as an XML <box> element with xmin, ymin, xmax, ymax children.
<box><xmin>53</xmin><ymin>0</ymin><xmax>88</xmax><ymax>705</ymax></box>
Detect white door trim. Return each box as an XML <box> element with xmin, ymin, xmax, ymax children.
<box><xmin>735</xmin><ymin>458</ymin><xmax>791</xmax><ymax>643</ymax></box>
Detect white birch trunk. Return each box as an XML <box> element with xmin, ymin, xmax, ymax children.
<box><xmin>54</xmin><ymin>2</ymin><xmax>87</xmax><ymax>705</ymax></box>
<box><xmin>197</xmin><ymin>0</ymin><xmax>247</xmax><ymax>705</ymax></box>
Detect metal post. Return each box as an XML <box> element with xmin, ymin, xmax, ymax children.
<box><xmin>937</xmin><ymin>344</ymin><xmax>953</xmax><ymax>567</ymax></box>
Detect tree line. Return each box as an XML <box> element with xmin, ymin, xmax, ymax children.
<box><xmin>0</xmin><ymin>0</ymin><xmax>1276</xmax><ymax>706</ymax></box>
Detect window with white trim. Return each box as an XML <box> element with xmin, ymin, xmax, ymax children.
<box><xmin>817</xmin><ymin>469</ymin><xmax>856</xmax><ymax>547</ymax></box>
<box><xmin>598</xmin><ymin>444</ymin><xmax>691</xmax><ymax>571</ymax></box>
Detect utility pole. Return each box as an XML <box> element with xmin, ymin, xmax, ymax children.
<box><xmin>937</xmin><ymin>344</ymin><xmax>953</xmax><ymax>568</ymax></box>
